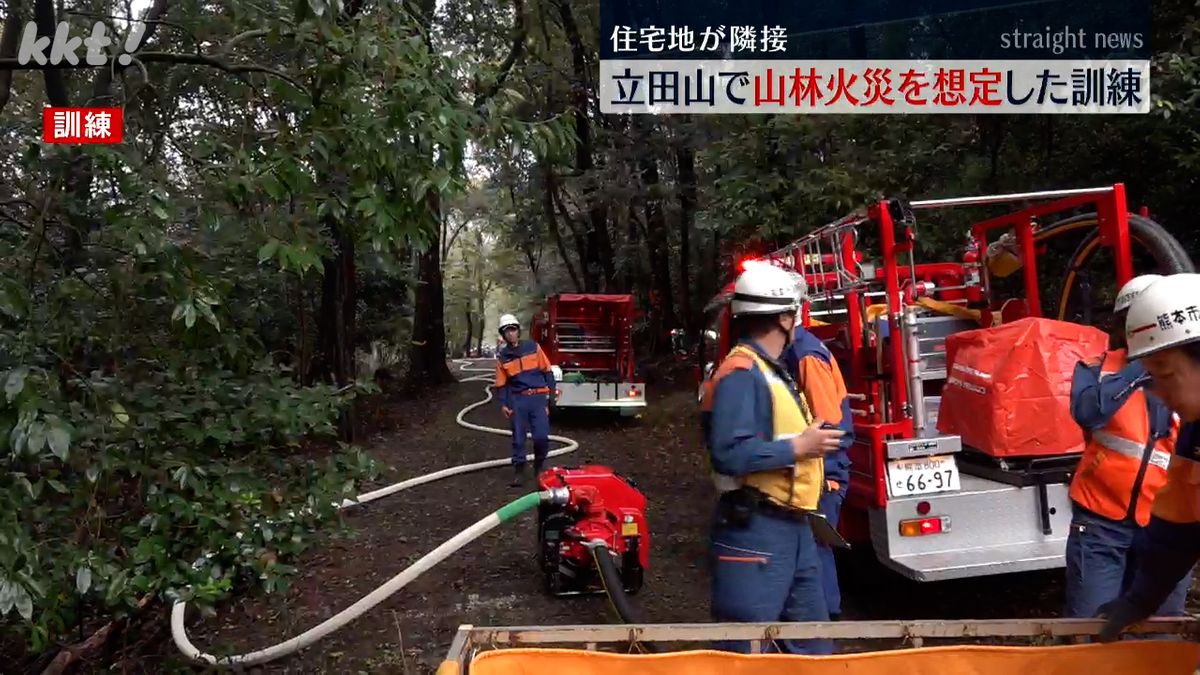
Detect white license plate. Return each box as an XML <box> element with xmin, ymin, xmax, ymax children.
<box><xmin>887</xmin><ymin>455</ymin><xmax>961</xmax><ymax>497</ymax></box>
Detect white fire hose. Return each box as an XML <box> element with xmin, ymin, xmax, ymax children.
<box><xmin>170</xmin><ymin>360</ymin><xmax>579</xmax><ymax>667</ymax></box>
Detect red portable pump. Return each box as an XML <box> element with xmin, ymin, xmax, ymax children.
<box><xmin>536</xmin><ymin>465</ymin><xmax>649</xmax><ymax>597</ymax></box>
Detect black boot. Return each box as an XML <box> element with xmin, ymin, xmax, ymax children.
<box><xmin>533</xmin><ymin>459</ymin><xmax>545</xmax><ymax>477</ymax></box>
<box><xmin>510</xmin><ymin>463</ymin><xmax>526</xmax><ymax>487</ymax></box>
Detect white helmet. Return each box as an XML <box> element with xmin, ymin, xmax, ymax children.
<box><xmin>730</xmin><ymin>261</ymin><xmax>803</xmax><ymax>317</ymax></box>
<box><xmin>1125</xmin><ymin>274</ymin><xmax>1200</xmax><ymax>359</ymax></box>
<box><xmin>1113</xmin><ymin>274</ymin><xmax>1164</xmax><ymax>313</ymax></box>
<box><xmin>498</xmin><ymin>313</ymin><xmax>520</xmax><ymax>334</ymax></box>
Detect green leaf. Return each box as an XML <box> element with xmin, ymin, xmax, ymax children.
<box><xmin>86</xmin><ymin>465</ymin><xmax>100</xmax><ymax>482</ymax></box>
<box><xmin>196</xmin><ymin>287</ymin><xmax>220</xmax><ymax>306</ymax></box>
<box><xmin>26</xmin><ymin>422</ymin><xmax>46</xmax><ymax>455</ymax></box>
<box><xmin>262</xmin><ymin>174</ymin><xmax>285</xmax><ymax>200</ymax></box>
<box><xmin>104</xmin><ymin>570</ymin><xmax>128</xmax><ymax>605</ymax></box>
<box><xmin>0</xmin><ymin>279</ymin><xmax>26</xmax><ymax>319</ymax></box>
<box><xmin>47</xmin><ymin>479</ymin><xmax>67</xmax><ymax>494</ymax></box>
<box><xmin>15</xmin><ymin>587</ymin><xmax>31</xmax><ymax>620</ymax></box>
<box><xmin>76</xmin><ymin>568</ymin><xmax>92</xmax><ymax>595</ymax></box>
<box><xmin>0</xmin><ymin>580</ymin><xmax>15</xmax><ymax>614</ymax></box>
<box><xmin>151</xmin><ymin>204</ymin><xmax>169</xmax><ymax>220</ymax></box>
<box><xmin>184</xmin><ymin>304</ymin><xmax>197</xmax><ymax>329</ymax></box>
<box><xmin>198</xmin><ymin>303</ymin><xmax>221</xmax><ymax>332</ymax></box>
<box><xmin>5</xmin><ymin>368</ymin><xmax>27</xmax><ymax>403</ymax></box>
<box><xmin>255</xmin><ymin>237</ymin><xmax>278</xmax><ymax>261</ymax></box>
<box><xmin>47</xmin><ymin>421</ymin><xmax>70</xmax><ymax>460</ymax></box>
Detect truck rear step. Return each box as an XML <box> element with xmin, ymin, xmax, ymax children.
<box><xmin>871</xmin><ymin>474</ymin><xmax>1072</xmax><ymax>582</ymax></box>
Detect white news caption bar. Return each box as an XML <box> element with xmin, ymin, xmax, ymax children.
<box><xmin>599</xmin><ymin>59</ymin><xmax>1151</xmax><ymax>114</ymax></box>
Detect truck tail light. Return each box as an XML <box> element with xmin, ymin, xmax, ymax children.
<box><xmin>899</xmin><ymin>516</ymin><xmax>950</xmax><ymax>537</ymax></box>
<box><xmin>627</xmin><ymin>387</ymin><xmax>640</xmax><ymax>398</ymax></box>
<box><xmin>555</xmin><ymin>389</ymin><xmax>562</xmax><ymax>397</ymax></box>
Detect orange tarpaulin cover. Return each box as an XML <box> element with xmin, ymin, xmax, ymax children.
<box><xmin>462</xmin><ymin>642</ymin><xmax>1200</xmax><ymax>675</ymax></box>
<box><xmin>937</xmin><ymin>317</ymin><xmax>1109</xmax><ymax>458</ymax></box>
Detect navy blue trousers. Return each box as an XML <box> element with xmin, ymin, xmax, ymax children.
<box><xmin>709</xmin><ymin>505</ymin><xmax>832</xmax><ymax>655</ymax></box>
<box><xmin>510</xmin><ymin>393</ymin><xmax>550</xmax><ymax>466</ymax></box>
<box><xmin>1064</xmin><ymin>504</ymin><xmax>1191</xmax><ymax>619</ymax></box>
<box><xmin>817</xmin><ymin>486</ymin><xmax>846</xmax><ymax>617</ymax></box>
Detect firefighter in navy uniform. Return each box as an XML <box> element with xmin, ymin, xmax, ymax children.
<box><xmin>700</xmin><ymin>262</ymin><xmax>845</xmax><ymax>655</ymax></box>
<box><xmin>785</xmin><ymin>319</ymin><xmax>854</xmax><ymax>622</ymax></box>
<box><xmin>494</xmin><ymin>313</ymin><xmax>556</xmax><ymax>487</ymax></box>
<box><xmin>1098</xmin><ymin>274</ymin><xmax>1200</xmax><ymax>641</ymax></box>
<box><xmin>1064</xmin><ymin>274</ymin><xmax>1189</xmax><ymax>619</ymax></box>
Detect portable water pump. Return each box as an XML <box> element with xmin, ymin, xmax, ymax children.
<box><xmin>536</xmin><ymin>465</ymin><xmax>649</xmax><ymax>597</ymax></box>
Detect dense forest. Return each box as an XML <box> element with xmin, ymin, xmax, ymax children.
<box><xmin>1</xmin><ymin>0</ymin><xmax>1199</xmax><ymax>668</ymax></box>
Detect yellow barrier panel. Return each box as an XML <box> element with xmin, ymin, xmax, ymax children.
<box><xmin>467</xmin><ymin>642</ymin><xmax>1199</xmax><ymax>675</ymax></box>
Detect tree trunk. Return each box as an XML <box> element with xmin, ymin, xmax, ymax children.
<box><xmin>552</xmin><ymin>185</ymin><xmax>598</xmax><ymax>291</ymax></box>
<box><xmin>316</xmin><ymin>218</ymin><xmax>358</xmax><ymax>441</ymax></box>
<box><xmin>554</xmin><ymin>0</ymin><xmax>616</xmax><ymax>291</ymax></box>
<box><xmin>639</xmin><ymin>141</ymin><xmax>678</xmax><ymax>353</ymax></box>
<box><xmin>543</xmin><ymin>169</ymin><xmax>584</xmax><ymax>291</ymax></box>
<box><xmin>462</xmin><ymin>310</ymin><xmax>474</xmax><ymax>356</ymax></box>
<box><xmin>407</xmin><ymin>192</ymin><xmax>455</xmax><ymax>385</ymax></box>
<box><xmin>624</xmin><ymin>205</ymin><xmax>639</xmax><ymax>293</ymax></box>
<box><xmin>676</xmin><ymin>140</ymin><xmax>697</xmax><ymax>335</ymax></box>
<box><xmin>404</xmin><ymin>0</ymin><xmax>455</xmax><ymax>385</ymax></box>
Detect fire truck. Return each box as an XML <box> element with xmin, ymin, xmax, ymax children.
<box><xmin>532</xmin><ymin>294</ymin><xmax>646</xmax><ymax>417</ymax></box>
<box><xmin>699</xmin><ymin>184</ymin><xmax>1194</xmax><ymax>582</ymax></box>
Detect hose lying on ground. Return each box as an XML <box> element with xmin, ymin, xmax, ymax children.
<box><xmin>170</xmin><ymin>359</ymin><xmax>579</xmax><ymax>667</ymax></box>
<box><xmin>591</xmin><ymin>541</ymin><xmax>659</xmax><ymax>654</ymax></box>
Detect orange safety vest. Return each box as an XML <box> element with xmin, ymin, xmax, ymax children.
<box><xmin>1068</xmin><ymin>350</ymin><xmax>1178</xmax><ymax>527</ymax></box>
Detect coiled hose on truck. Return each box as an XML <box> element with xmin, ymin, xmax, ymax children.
<box><xmin>170</xmin><ymin>360</ymin><xmax>639</xmax><ymax>667</ymax></box>
<box><xmin>1033</xmin><ymin>211</ymin><xmax>1195</xmax><ymax>321</ymax></box>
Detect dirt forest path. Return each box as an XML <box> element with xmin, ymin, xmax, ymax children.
<box><xmin>165</xmin><ymin>361</ymin><xmax>1071</xmax><ymax>673</ymax></box>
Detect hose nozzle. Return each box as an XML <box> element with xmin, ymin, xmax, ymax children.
<box><xmin>542</xmin><ymin>487</ymin><xmax>570</xmax><ymax>507</ymax></box>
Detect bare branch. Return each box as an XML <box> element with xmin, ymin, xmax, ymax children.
<box><xmin>1</xmin><ymin>51</ymin><xmax>308</xmax><ymax>95</ymax></box>
<box><xmin>89</xmin><ymin>0</ymin><xmax>171</xmax><ymax>105</ymax></box>
<box><xmin>221</xmin><ymin>29</ymin><xmax>271</xmax><ymax>55</ymax></box>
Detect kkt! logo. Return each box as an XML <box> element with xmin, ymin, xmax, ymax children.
<box><xmin>18</xmin><ymin>21</ymin><xmax>147</xmax><ymax>67</ymax></box>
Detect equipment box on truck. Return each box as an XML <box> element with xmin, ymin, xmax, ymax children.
<box><xmin>700</xmin><ymin>184</ymin><xmax>1194</xmax><ymax>582</ymax></box>
<box><xmin>533</xmin><ymin>294</ymin><xmax>646</xmax><ymax>417</ymax></box>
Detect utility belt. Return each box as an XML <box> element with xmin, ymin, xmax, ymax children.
<box><xmin>718</xmin><ymin>487</ymin><xmax>808</xmax><ymax>524</ymax></box>
<box><xmin>717</xmin><ymin>487</ymin><xmax>850</xmax><ymax>549</ymax></box>
<box><xmin>516</xmin><ymin>387</ymin><xmax>550</xmax><ymax>396</ymax></box>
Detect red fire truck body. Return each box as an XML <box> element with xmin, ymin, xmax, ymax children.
<box><xmin>532</xmin><ymin>294</ymin><xmax>645</xmax><ymax>417</ymax></box>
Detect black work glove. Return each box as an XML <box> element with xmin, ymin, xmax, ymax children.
<box><xmin>1095</xmin><ymin>596</ymin><xmax>1154</xmax><ymax>643</ymax></box>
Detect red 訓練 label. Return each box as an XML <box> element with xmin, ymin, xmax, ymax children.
<box><xmin>42</xmin><ymin>107</ymin><xmax>124</xmax><ymax>144</ymax></box>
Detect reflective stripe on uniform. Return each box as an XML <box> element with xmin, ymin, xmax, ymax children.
<box><xmin>1093</xmin><ymin>430</ymin><xmax>1149</xmax><ymax>458</ymax></box>
<box><xmin>1069</xmin><ymin>349</ymin><xmax>1177</xmax><ymax>527</ymax></box>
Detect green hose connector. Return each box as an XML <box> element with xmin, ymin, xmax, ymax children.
<box><xmin>497</xmin><ymin>492</ymin><xmax>543</xmax><ymax>523</ymax></box>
